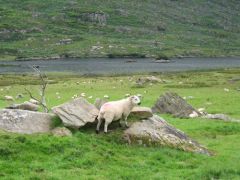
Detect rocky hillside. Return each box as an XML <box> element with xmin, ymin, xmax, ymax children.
<box><xmin>0</xmin><ymin>0</ymin><xmax>240</xmax><ymax>60</ymax></box>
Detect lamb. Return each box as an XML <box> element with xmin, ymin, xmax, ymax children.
<box><xmin>96</xmin><ymin>95</ymin><xmax>141</xmax><ymax>133</ymax></box>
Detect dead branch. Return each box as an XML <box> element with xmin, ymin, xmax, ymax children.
<box><xmin>24</xmin><ymin>88</ymin><xmax>49</xmax><ymax>112</ymax></box>
<box><xmin>25</xmin><ymin>65</ymin><xmax>49</xmax><ymax>113</ymax></box>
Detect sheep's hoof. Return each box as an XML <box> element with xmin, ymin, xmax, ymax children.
<box><xmin>95</xmin><ymin>130</ymin><xmax>99</xmax><ymax>134</ymax></box>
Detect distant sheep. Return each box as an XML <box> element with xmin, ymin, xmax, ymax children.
<box><xmin>96</xmin><ymin>95</ymin><xmax>141</xmax><ymax>133</ymax></box>
<box><xmin>4</xmin><ymin>95</ymin><xmax>14</xmax><ymax>101</ymax></box>
<box><xmin>29</xmin><ymin>98</ymin><xmax>40</xmax><ymax>105</ymax></box>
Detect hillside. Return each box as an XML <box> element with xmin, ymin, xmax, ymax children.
<box><xmin>0</xmin><ymin>0</ymin><xmax>240</xmax><ymax>60</ymax></box>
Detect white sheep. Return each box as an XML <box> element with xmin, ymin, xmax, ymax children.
<box><xmin>4</xmin><ymin>95</ymin><xmax>14</xmax><ymax>101</ymax></box>
<box><xmin>29</xmin><ymin>98</ymin><xmax>40</xmax><ymax>105</ymax></box>
<box><xmin>96</xmin><ymin>95</ymin><xmax>141</xmax><ymax>133</ymax></box>
<box><xmin>103</xmin><ymin>95</ymin><xmax>109</xmax><ymax>99</ymax></box>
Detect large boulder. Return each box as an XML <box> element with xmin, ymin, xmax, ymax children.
<box><xmin>130</xmin><ymin>106</ymin><xmax>153</xmax><ymax>119</ymax></box>
<box><xmin>0</xmin><ymin>109</ymin><xmax>55</xmax><ymax>134</ymax></box>
<box><xmin>52</xmin><ymin>97</ymin><xmax>99</xmax><ymax>129</ymax></box>
<box><xmin>123</xmin><ymin>115</ymin><xmax>211</xmax><ymax>155</ymax></box>
<box><xmin>152</xmin><ymin>92</ymin><xmax>200</xmax><ymax>118</ymax></box>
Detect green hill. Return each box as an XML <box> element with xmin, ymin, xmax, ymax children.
<box><xmin>0</xmin><ymin>0</ymin><xmax>240</xmax><ymax>60</ymax></box>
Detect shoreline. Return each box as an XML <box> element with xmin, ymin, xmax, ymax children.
<box><xmin>1</xmin><ymin>67</ymin><xmax>240</xmax><ymax>77</ymax></box>
<box><xmin>7</xmin><ymin>55</ymin><xmax>240</xmax><ymax>62</ymax></box>
<box><xmin>0</xmin><ymin>55</ymin><xmax>240</xmax><ymax>62</ymax></box>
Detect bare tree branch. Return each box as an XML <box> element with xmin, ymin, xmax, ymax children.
<box><xmin>25</xmin><ymin>65</ymin><xmax>49</xmax><ymax>113</ymax></box>
<box><xmin>24</xmin><ymin>88</ymin><xmax>49</xmax><ymax>112</ymax></box>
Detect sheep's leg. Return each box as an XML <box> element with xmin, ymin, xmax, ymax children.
<box><xmin>119</xmin><ymin>115</ymin><xmax>124</xmax><ymax>127</ymax></box>
<box><xmin>96</xmin><ymin>118</ymin><xmax>103</xmax><ymax>134</ymax></box>
<box><xmin>104</xmin><ymin>121</ymin><xmax>110</xmax><ymax>133</ymax></box>
<box><xmin>123</xmin><ymin>116</ymin><xmax>129</xmax><ymax>128</ymax></box>
<box><xmin>118</xmin><ymin>120</ymin><xmax>122</xmax><ymax>127</ymax></box>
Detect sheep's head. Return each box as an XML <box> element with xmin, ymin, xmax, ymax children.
<box><xmin>129</xmin><ymin>95</ymin><xmax>141</xmax><ymax>106</ymax></box>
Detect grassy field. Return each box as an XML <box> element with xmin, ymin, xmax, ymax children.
<box><xmin>0</xmin><ymin>69</ymin><xmax>240</xmax><ymax>179</ymax></box>
<box><xmin>1</xmin><ymin>0</ymin><xmax>240</xmax><ymax>60</ymax></box>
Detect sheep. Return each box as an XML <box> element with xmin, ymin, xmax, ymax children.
<box><xmin>125</xmin><ymin>93</ymin><xmax>131</xmax><ymax>97</ymax></box>
<box><xmin>29</xmin><ymin>98</ymin><xmax>40</xmax><ymax>105</ymax></box>
<box><xmin>16</xmin><ymin>94</ymin><xmax>24</xmax><ymax>99</ymax></box>
<box><xmin>4</xmin><ymin>95</ymin><xmax>14</xmax><ymax>101</ymax></box>
<box><xmin>103</xmin><ymin>95</ymin><xmax>109</xmax><ymax>99</ymax></box>
<box><xmin>96</xmin><ymin>95</ymin><xmax>141</xmax><ymax>134</ymax></box>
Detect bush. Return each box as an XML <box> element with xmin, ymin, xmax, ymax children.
<box><xmin>156</xmin><ymin>53</ymin><xmax>169</xmax><ymax>60</ymax></box>
<box><xmin>107</xmin><ymin>53</ymin><xmax>146</xmax><ymax>58</ymax></box>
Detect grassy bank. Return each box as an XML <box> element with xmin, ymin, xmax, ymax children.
<box><xmin>0</xmin><ymin>69</ymin><xmax>240</xmax><ymax>179</ymax></box>
<box><xmin>0</xmin><ymin>0</ymin><xmax>240</xmax><ymax>60</ymax></box>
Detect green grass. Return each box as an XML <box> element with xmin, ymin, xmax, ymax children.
<box><xmin>0</xmin><ymin>69</ymin><xmax>240</xmax><ymax>179</ymax></box>
<box><xmin>0</xmin><ymin>0</ymin><xmax>240</xmax><ymax>60</ymax></box>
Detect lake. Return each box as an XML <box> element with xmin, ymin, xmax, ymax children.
<box><xmin>1</xmin><ymin>57</ymin><xmax>240</xmax><ymax>75</ymax></box>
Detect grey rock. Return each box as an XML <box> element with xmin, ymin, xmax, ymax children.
<box><xmin>52</xmin><ymin>97</ymin><xmax>99</xmax><ymax>129</ymax></box>
<box><xmin>51</xmin><ymin>127</ymin><xmax>72</xmax><ymax>137</ymax></box>
<box><xmin>123</xmin><ymin>115</ymin><xmax>211</xmax><ymax>155</ymax></box>
<box><xmin>115</xmin><ymin>26</ymin><xmax>131</xmax><ymax>33</ymax></box>
<box><xmin>202</xmin><ymin>113</ymin><xmax>240</xmax><ymax>123</ymax></box>
<box><xmin>59</xmin><ymin>39</ymin><xmax>72</xmax><ymax>45</ymax></box>
<box><xmin>135</xmin><ymin>76</ymin><xmax>163</xmax><ymax>86</ymax></box>
<box><xmin>229</xmin><ymin>77</ymin><xmax>240</xmax><ymax>83</ymax></box>
<box><xmin>203</xmin><ymin>113</ymin><xmax>231</xmax><ymax>121</ymax></box>
<box><xmin>130</xmin><ymin>106</ymin><xmax>153</xmax><ymax>119</ymax></box>
<box><xmin>6</xmin><ymin>102</ymin><xmax>39</xmax><ymax>111</ymax></box>
<box><xmin>78</xmin><ymin>12</ymin><xmax>108</xmax><ymax>25</ymax></box>
<box><xmin>153</xmin><ymin>60</ymin><xmax>171</xmax><ymax>63</ymax></box>
<box><xmin>0</xmin><ymin>109</ymin><xmax>55</xmax><ymax>134</ymax></box>
<box><xmin>152</xmin><ymin>92</ymin><xmax>200</xmax><ymax>118</ymax></box>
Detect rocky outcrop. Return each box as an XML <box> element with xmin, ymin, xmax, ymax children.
<box><xmin>152</xmin><ymin>92</ymin><xmax>200</xmax><ymax>118</ymax></box>
<box><xmin>123</xmin><ymin>115</ymin><xmax>211</xmax><ymax>155</ymax></box>
<box><xmin>78</xmin><ymin>12</ymin><xmax>108</xmax><ymax>25</ymax></box>
<box><xmin>130</xmin><ymin>106</ymin><xmax>153</xmax><ymax>119</ymax></box>
<box><xmin>56</xmin><ymin>39</ymin><xmax>73</xmax><ymax>45</ymax></box>
<box><xmin>0</xmin><ymin>109</ymin><xmax>55</xmax><ymax>134</ymax></box>
<box><xmin>52</xmin><ymin>98</ymin><xmax>99</xmax><ymax>129</ymax></box>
